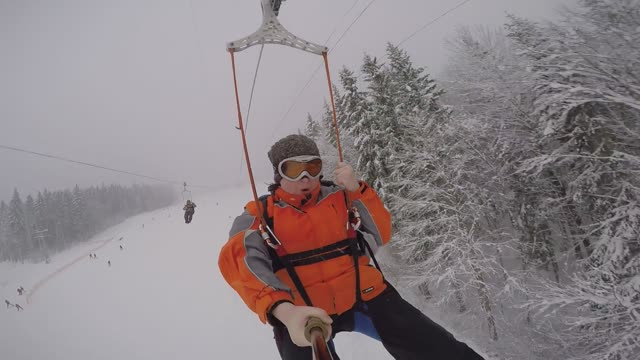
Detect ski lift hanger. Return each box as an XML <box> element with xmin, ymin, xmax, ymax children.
<box><xmin>226</xmin><ymin>0</ymin><xmax>349</xmax><ymax>268</ymax></box>
<box><xmin>226</xmin><ymin>0</ymin><xmax>345</xmax><ymax>198</ymax></box>
<box><xmin>227</xmin><ymin>0</ymin><xmax>328</xmax><ymax>55</ymax></box>
<box><xmin>226</xmin><ymin>4</ymin><xmax>343</xmax><ymax>356</ymax></box>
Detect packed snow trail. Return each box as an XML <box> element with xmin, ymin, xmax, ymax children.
<box><xmin>26</xmin><ymin>236</ymin><xmax>115</xmax><ymax>304</ymax></box>
<box><xmin>0</xmin><ymin>185</ymin><xmax>390</xmax><ymax>360</ymax></box>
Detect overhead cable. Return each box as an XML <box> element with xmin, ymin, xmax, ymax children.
<box><xmin>0</xmin><ymin>144</ymin><xmax>215</xmax><ymax>189</ymax></box>
<box><xmin>271</xmin><ymin>0</ymin><xmax>378</xmax><ymax>139</ymax></box>
<box><xmin>397</xmin><ymin>0</ymin><xmax>472</xmax><ymax>47</ymax></box>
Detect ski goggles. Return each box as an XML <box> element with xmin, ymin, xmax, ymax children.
<box><xmin>277</xmin><ymin>155</ymin><xmax>323</xmax><ymax>182</ymax></box>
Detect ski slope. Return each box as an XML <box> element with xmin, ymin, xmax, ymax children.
<box><xmin>0</xmin><ymin>184</ymin><xmax>391</xmax><ymax>360</ymax></box>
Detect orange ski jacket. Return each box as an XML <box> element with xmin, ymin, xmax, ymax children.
<box><xmin>218</xmin><ymin>181</ymin><xmax>392</xmax><ymax>323</ymax></box>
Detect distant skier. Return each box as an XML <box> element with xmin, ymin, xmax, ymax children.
<box><xmin>5</xmin><ymin>299</ymin><xmax>12</xmax><ymax>308</ymax></box>
<box><xmin>183</xmin><ymin>200</ymin><xmax>197</xmax><ymax>224</ymax></box>
<box><xmin>17</xmin><ymin>287</ymin><xmax>24</xmax><ymax>296</ymax></box>
<box><xmin>108</xmin><ymin>260</ymin><xmax>111</xmax><ymax>267</ymax></box>
<box><xmin>119</xmin><ymin>245</ymin><xmax>123</xmax><ymax>250</ymax></box>
<box><xmin>15</xmin><ymin>304</ymin><xmax>23</xmax><ymax>311</ymax></box>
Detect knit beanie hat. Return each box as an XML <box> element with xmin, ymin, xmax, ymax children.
<box><xmin>268</xmin><ymin>134</ymin><xmax>320</xmax><ymax>172</ymax></box>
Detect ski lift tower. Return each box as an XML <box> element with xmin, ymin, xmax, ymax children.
<box><xmin>34</xmin><ymin>228</ymin><xmax>49</xmax><ymax>263</ymax></box>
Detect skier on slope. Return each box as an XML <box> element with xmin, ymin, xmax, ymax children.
<box><xmin>183</xmin><ymin>200</ymin><xmax>196</xmax><ymax>224</ymax></box>
<box><xmin>218</xmin><ymin>134</ymin><xmax>485</xmax><ymax>359</ymax></box>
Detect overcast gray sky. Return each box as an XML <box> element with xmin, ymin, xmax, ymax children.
<box><xmin>0</xmin><ymin>0</ymin><xmax>576</xmax><ymax>202</ymax></box>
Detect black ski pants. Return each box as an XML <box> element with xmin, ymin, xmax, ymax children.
<box><xmin>273</xmin><ymin>283</ymin><xmax>485</xmax><ymax>360</ymax></box>
<box><xmin>184</xmin><ymin>210</ymin><xmax>194</xmax><ymax>224</ymax></box>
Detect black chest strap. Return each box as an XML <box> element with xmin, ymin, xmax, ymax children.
<box><xmin>261</xmin><ymin>195</ymin><xmax>315</xmax><ymax>306</ymax></box>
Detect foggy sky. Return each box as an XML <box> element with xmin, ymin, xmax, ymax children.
<box><xmin>0</xmin><ymin>0</ymin><xmax>575</xmax><ymax>203</ymax></box>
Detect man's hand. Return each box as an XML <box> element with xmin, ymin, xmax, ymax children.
<box><xmin>334</xmin><ymin>162</ymin><xmax>360</xmax><ymax>192</ymax></box>
<box><xmin>272</xmin><ymin>302</ymin><xmax>333</xmax><ymax>347</ymax></box>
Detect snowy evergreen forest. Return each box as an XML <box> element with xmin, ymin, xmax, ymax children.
<box><xmin>0</xmin><ymin>184</ymin><xmax>176</xmax><ymax>263</ymax></box>
<box><xmin>306</xmin><ymin>1</ymin><xmax>639</xmax><ymax>359</ymax></box>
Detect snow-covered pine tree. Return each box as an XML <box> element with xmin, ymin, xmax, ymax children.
<box><xmin>304</xmin><ymin>112</ymin><xmax>338</xmax><ymax>181</ymax></box>
<box><xmin>34</xmin><ymin>192</ymin><xmax>45</xmax><ymax>230</ymax></box>
<box><xmin>304</xmin><ymin>113</ymin><xmax>321</xmax><ymax>139</ymax></box>
<box><xmin>505</xmin><ymin>1</ymin><xmax>640</xmax><ymax>358</ymax></box>
<box><xmin>353</xmin><ymin>54</ymin><xmax>400</xmax><ymax>201</ymax></box>
<box><xmin>321</xmin><ymin>101</ymin><xmax>337</xmax><ymax>149</ymax></box>
<box><xmin>386</xmin><ymin>43</ymin><xmax>444</xmax><ymax>117</ymax></box>
<box><xmin>329</xmin><ymin>82</ymin><xmax>358</xmax><ymax>167</ymax></box>
<box><xmin>390</xmin><ymin>97</ymin><xmax>501</xmax><ymax>342</ymax></box>
<box><xmin>41</xmin><ymin>189</ymin><xmax>56</xmax><ymax>250</ymax></box>
<box><xmin>338</xmin><ymin>67</ymin><xmax>368</xmax><ymax>145</ymax></box>
<box><xmin>24</xmin><ymin>194</ymin><xmax>36</xmax><ymax>255</ymax></box>
<box><xmin>8</xmin><ymin>189</ymin><xmax>26</xmax><ymax>261</ymax></box>
<box><xmin>32</xmin><ymin>191</ymin><xmax>50</xmax><ymax>260</ymax></box>
<box><xmin>0</xmin><ymin>201</ymin><xmax>9</xmax><ymax>261</ymax></box>
<box><xmin>62</xmin><ymin>190</ymin><xmax>74</xmax><ymax>245</ymax></box>
<box><xmin>71</xmin><ymin>184</ymin><xmax>87</xmax><ymax>238</ymax></box>
<box><xmin>441</xmin><ymin>26</ymin><xmax>559</xmax><ymax>294</ymax></box>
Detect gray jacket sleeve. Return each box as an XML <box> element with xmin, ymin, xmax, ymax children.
<box><xmin>228</xmin><ymin>210</ymin><xmax>292</xmax><ymax>293</ymax></box>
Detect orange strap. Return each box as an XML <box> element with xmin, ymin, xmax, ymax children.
<box><xmin>322</xmin><ymin>52</ymin><xmax>343</xmax><ymax>163</ymax></box>
<box><xmin>230</xmin><ymin>50</ymin><xmax>348</xmax><ymax>221</ymax></box>
<box><xmin>322</xmin><ymin>52</ymin><xmax>353</xmax><ymax>210</ymax></box>
<box><xmin>229</xmin><ymin>50</ymin><xmax>268</xmax><ymax>228</ymax></box>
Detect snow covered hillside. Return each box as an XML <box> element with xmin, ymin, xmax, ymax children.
<box><xmin>0</xmin><ymin>184</ymin><xmax>390</xmax><ymax>360</ymax></box>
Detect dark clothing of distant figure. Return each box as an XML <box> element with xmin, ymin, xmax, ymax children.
<box><xmin>183</xmin><ymin>201</ymin><xmax>197</xmax><ymax>224</ymax></box>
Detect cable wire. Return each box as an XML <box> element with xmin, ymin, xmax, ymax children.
<box><xmin>327</xmin><ymin>0</ymin><xmax>474</xmax><ymax>109</ymax></box>
<box><xmin>397</xmin><ymin>0</ymin><xmax>472</xmax><ymax>47</ymax></box>
<box><xmin>244</xmin><ymin>43</ymin><xmax>265</xmax><ymax>132</ymax></box>
<box><xmin>271</xmin><ymin>0</ymin><xmax>378</xmax><ymax>140</ymax></box>
<box><xmin>0</xmin><ymin>144</ymin><xmax>215</xmax><ymax>189</ymax></box>
<box><xmin>329</xmin><ymin>0</ymin><xmax>377</xmax><ymax>54</ymax></box>
<box><xmin>322</xmin><ymin>0</ymin><xmax>362</xmax><ymax>46</ymax></box>
<box><xmin>238</xmin><ymin>43</ymin><xmax>266</xmax><ymax>173</ymax></box>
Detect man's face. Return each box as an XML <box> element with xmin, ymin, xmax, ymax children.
<box><xmin>280</xmin><ymin>176</ymin><xmax>320</xmax><ymax>196</ymax></box>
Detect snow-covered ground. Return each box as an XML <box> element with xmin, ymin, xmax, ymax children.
<box><xmin>0</xmin><ymin>184</ymin><xmax>390</xmax><ymax>360</ymax></box>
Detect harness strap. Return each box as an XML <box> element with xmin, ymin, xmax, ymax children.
<box><xmin>267</xmin><ymin>245</ymin><xmax>314</xmax><ymax>306</ymax></box>
<box><xmin>260</xmin><ymin>195</ymin><xmax>313</xmax><ymax>306</ymax></box>
<box><xmin>271</xmin><ymin>238</ymin><xmax>362</xmax><ymax>271</ymax></box>
<box><xmin>349</xmin><ymin>233</ymin><xmax>363</xmax><ymax>305</ymax></box>
<box><xmin>358</xmin><ymin>233</ymin><xmax>382</xmax><ymax>272</ymax></box>
<box><xmin>259</xmin><ymin>193</ymin><xmax>384</xmax><ymax>310</ymax></box>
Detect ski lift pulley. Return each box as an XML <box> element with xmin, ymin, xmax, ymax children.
<box><xmin>182</xmin><ymin>181</ymin><xmax>192</xmax><ymax>202</ymax></box>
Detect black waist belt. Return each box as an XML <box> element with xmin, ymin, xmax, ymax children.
<box><xmin>271</xmin><ymin>238</ymin><xmax>361</xmax><ymax>273</ymax></box>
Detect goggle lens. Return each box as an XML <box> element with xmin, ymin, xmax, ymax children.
<box><xmin>279</xmin><ymin>158</ymin><xmax>322</xmax><ymax>181</ymax></box>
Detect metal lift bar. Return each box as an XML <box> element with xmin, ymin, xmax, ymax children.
<box><xmin>227</xmin><ymin>0</ymin><xmax>328</xmax><ymax>55</ymax></box>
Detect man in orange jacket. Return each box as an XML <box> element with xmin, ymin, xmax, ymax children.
<box><xmin>218</xmin><ymin>134</ymin><xmax>484</xmax><ymax>359</ymax></box>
